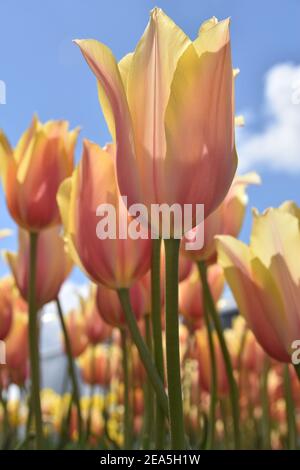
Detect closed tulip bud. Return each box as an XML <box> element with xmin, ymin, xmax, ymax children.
<box><xmin>195</xmin><ymin>328</ymin><xmax>229</xmax><ymax>396</ymax></box>
<box><xmin>64</xmin><ymin>309</ymin><xmax>88</xmax><ymax>358</ymax></box>
<box><xmin>0</xmin><ymin>116</ymin><xmax>78</xmax><ymax>231</ymax></box>
<box><xmin>241</xmin><ymin>330</ymin><xmax>266</xmax><ymax>374</ymax></box>
<box><xmin>5</xmin><ymin>226</ymin><xmax>73</xmax><ymax>309</ymax></box>
<box><xmin>75</xmin><ymin>9</ymin><xmax>237</xmax><ymax>236</ymax></box>
<box><xmin>5</xmin><ymin>308</ymin><xmax>28</xmax><ymax>370</ymax></box>
<box><xmin>83</xmin><ymin>285</ymin><xmax>112</xmax><ymax>344</ymax></box>
<box><xmin>0</xmin><ymin>278</ymin><xmax>13</xmax><ymax>340</ymax></box>
<box><xmin>57</xmin><ymin>140</ymin><xmax>151</xmax><ymax>289</ymax></box>
<box><xmin>79</xmin><ymin>345</ymin><xmax>110</xmax><ymax>387</ymax></box>
<box><xmin>179</xmin><ymin>265</ymin><xmax>224</xmax><ymax>329</ymax></box>
<box><xmin>131</xmin><ymin>344</ymin><xmax>146</xmax><ymax>387</ymax></box>
<box><xmin>96</xmin><ymin>281</ymin><xmax>147</xmax><ymax>329</ymax></box>
<box><xmin>182</xmin><ymin>172</ymin><xmax>260</xmax><ymax>262</ymax></box>
<box><xmin>133</xmin><ymin>387</ymin><xmax>144</xmax><ymax>416</ymax></box>
<box><xmin>217</xmin><ymin>201</ymin><xmax>300</xmax><ymax>362</ymax></box>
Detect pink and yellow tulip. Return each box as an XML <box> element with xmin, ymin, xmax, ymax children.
<box><xmin>0</xmin><ymin>117</ymin><xmax>78</xmax><ymax>231</ymax></box>
<box><xmin>217</xmin><ymin>202</ymin><xmax>300</xmax><ymax>363</ymax></box>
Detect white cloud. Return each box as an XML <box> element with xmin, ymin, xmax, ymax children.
<box><xmin>237</xmin><ymin>63</ymin><xmax>300</xmax><ymax>173</ymax></box>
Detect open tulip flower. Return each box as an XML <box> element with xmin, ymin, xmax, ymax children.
<box><xmin>74</xmin><ymin>9</ymin><xmax>238</xmax><ymax>449</ymax></box>
<box><xmin>0</xmin><ymin>116</ymin><xmax>78</xmax><ymax>232</ymax></box>
<box><xmin>4</xmin><ymin>226</ymin><xmax>73</xmax><ymax>309</ymax></box>
<box><xmin>75</xmin><ymin>9</ymin><xmax>237</xmax><ymax>235</ymax></box>
<box><xmin>217</xmin><ymin>202</ymin><xmax>300</xmax><ymax>367</ymax></box>
<box><xmin>57</xmin><ymin>139</ymin><xmax>151</xmax><ymax>289</ymax></box>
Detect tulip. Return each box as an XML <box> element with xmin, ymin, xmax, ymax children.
<box><xmin>74</xmin><ymin>9</ymin><xmax>236</xmax><ymax>234</ymax></box>
<box><xmin>0</xmin><ymin>116</ymin><xmax>78</xmax><ymax>231</ymax></box>
<box><xmin>179</xmin><ymin>265</ymin><xmax>224</xmax><ymax>330</ymax></box>
<box><xmin>0</xmin><ymin>278</ymin><xmax>13</xmax><ymax>340</ymax></box>
<box><xmin>79</xmin><ymin>345</ymin><xmax>110</xmax><ymax>387</ymax></box>
<box><xmin>217</xmin><ymin>202</ymin><xmax>300</xmax><ymax>367</ymax></box>
<box><xmin>182</xmin><ymin>172</ymin><xmax>261</xmax><ymax>262</ymax></box>
<box><xmin>75</xmin><ymin>8</ymin><xmax>237</xmax><ymax>449</ymax></box>
<box><xmin>57</xmin><ymin>139</ymin><xmax>151</xmax><ymax>290</ymax></box>
<box><xmin>5</xmin><ymin>307</ymin><xmax>28</xmax><ymax>370</ymax></box>
<box><xmin>58</xmin><ymin>140</ymin><xmax>168</xmax><ymax>418</ymax></box>
<box><xmin>96</xmin><ymin>281</ymin><xmax>146</xmax><ymax>329</ymax></box>
<box><xmin>195</xmin><ymin>328</ymin><xmax>229</xmax><ymax>396</ymax></box>
<box><xmin>83</xmin><ymin>285</ymin><xmax>113</xmax><ymax>344</ymax></box>
<box><xmin>4</xmin><ymin>226</ymin><xmax>73</xmax><ymax>309</ymax></box>
<box><xmin>64</xmin><ymin>309</ymin><xmax>88</xmax><ymax>358</ymax></box>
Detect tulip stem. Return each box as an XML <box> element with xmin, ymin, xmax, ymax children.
<box><xmin>28</xmin><ymin>231</ymin><xmax>43</xmax><ymax>449</ymax></box>
<box><xmin>151</xmin><ymin>238</ymin><xmax>165</xmax><ymax>449</ymax></box>
<box><xmin>143</xmin><ymin>314</ymin><xmax>154</xmax><ymax>449</ymax></box>
<box><xmin>197</xmin><ymin>262</ymin><xmax>217</xmax><ymax>449</ymax></box>
<box><xmin>260</xmin><ymin>358</ymin><xmax>271</xmax><ymax>449</ymax></box>
<box><xmin>283</xmin><ymin>364</ymin><xmax>297</xmax><ymax>449</ymax></box>
<box><xmin>294</xmin><ymin>363</ymin><xmax>300</xmax><ymax>381</ymax></box>
<box><xmin>164</xmin><ymin>238</ymin><xmax>185</xmax><ymax>450</ymax></box>
<box><xmin>198</xmin><ymin>260</ymin><xmax>240</xmax><ymax>449</ymax></box>
<box><xmin>117</xmin><ymin>289</ymin><xmax>168</xmax><ymax>418</ymax></box>
<box><xmin>120</xmin><ymin>328</ymin><xmax>131</xmax><ymax>449</ymax></box>
<box><xmin>56</xmin><ymin>297</ymin><xmax>83</xmax><ymax>445</ymax></box>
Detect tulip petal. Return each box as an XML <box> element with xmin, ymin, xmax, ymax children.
<box><xmin>0</xmin><ymin>130</ymin><xmax>13</xmax><ymax>187</ymax></box>
<box><xmin>251</xmin><ymin>208</ymin><xmax>300</xmax><ymax>345</ymax></box>
<box><xmin>217</xmin><ymin>235</ymin><xmax>290</xmax><ymax>361</ymax></box>
<box><xmin>118</xmin><ymin>53</ymin><xmax>133</xmax><ymax>91</ymax></box>
<box><xmin>126</xmin><ymin>7</ymin><xmax>190</xmax><ymax>205</ymax></box>
<box><xmin>74</xmin><ymin>38</ymin><xmax>140</xmax><ymax>201</ymax></box>
<box><xmin>164</xmin><ymin>18</ymin><xmax>236</xmax><ymax>216</ymax></box>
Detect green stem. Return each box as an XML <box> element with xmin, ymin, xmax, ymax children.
<box><xmin>86</xmin><ymin>345</ymin><xmax>95</xmax><ymax>442</ymax></box>
<box><xmin>198</xmin><ymin>260</ymin><xmax>217</xmax><ymax>449</ymax></box>
<box><xmin>283</xmin><ymin>364</ymin><xmax>297</xmax><ymax>449</ymax></box>
<box><xmin>121</xmin><ymin>328</ymin><xmax>131</xmax><ymax>449</ymax></box>
<box><xmin>198</xmin><ymin>260</ymin><xmax>240</xmax><ymax>449</ymax></box>
<box><xmin>143</xmin><ymin>314</ymin><xmax>154</xmax><ymax>449</ymax></box>
<box><xmin>294</xmin><ymin>363</ymin><xmax>300</xmax><ymax>381</ymax></box>
<box><xmin>220</xmin><ymin>398</ymin><xmax>229</xmax><ymax>449</ymax></box>
<box><xmin>150</xmin><ymin>238</ymin><xmax>165</xmax><ymax>449</ymax></box>
<box><xmin>261</xmin><ymin>358</ymin><xmax>271</xmax><ymax>449</ymax></box>
<box><xmin>56</xmin><ymin>297</ymin><xmax>83</xmax><ymax>445</ymax></box>
<box><xmin>164</xmin><ymin>238</ymin><xmax>185</xmax><ymax>450</ymax></box>
<box><xmin>28</xmin><ymin>231</ymin><xmax>43</xmax><ymax>449</ymax></box>
<box><xmin>117</xmin><ymin>289</ymin><xmax>168</xmax><ymax>418</ymax></box>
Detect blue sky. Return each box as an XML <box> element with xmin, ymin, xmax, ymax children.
<box><xmin>0</xmin><ymin>0</ymin><xmax>300</xmax><ymax>283</ymax></box>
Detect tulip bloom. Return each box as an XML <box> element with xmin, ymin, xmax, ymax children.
<box><xmin>195</xmin><ymin>328</ymin><xmax>229</xmax><ymax>396</ymax></box>
<box><xmin>79</xmin><ymin>345</ymin><xmax>111</xmax><ymax>387</ymax></box>
<box><xmin>5</xmin><ymin>301</ymin><xmax>28</xmax><ymax>370</ymax></box>
<box><xmin>0</xmin><ymin>116</ymin><xmax>78</xmax><ymax>231</ymax></box>
<box><xmin>0</xmin><ymin>278</ymin><xmax>13</xmax><ymax>340</ymax></box>
<box><xmin>4</xmin><ymin>227</ymin><xmax>73</xmax><ymax>309</ymax></box>
<box><xmin>64</xmin><ymin>310</ymin><xmax>88</xmax><ymax>358</ymax></box>
<box><xmin>83</xmin><ymin>286</ymin><xmax>112</xmax><ymax>344</ymax></box>
<box><xmin>74</xmin><ymin>9</ymin><xmax>237</xmax><ymax>235</ymax></box>
<box><xmin>182</xmin><ymin>172</ymin><xmax>261</xmax><ymax>262</ymax></box>
<box><xmin>57</xmin><ymin>140</ymin><xmax>151</xmax><ymax>289</ymax></box>
<box><xmin>217</xmin><ymin>202</ymin><xmax>300</xmax><ymax>363</ymax></box>
<box><xmin>179</xmin><ymin>265</ymin><xmax>224</xmax><ymax>329</ymax></box>
<box><xmin>96</xmin><ymin>281</ymin><xmax>147</xmax><ymax>329</ymax></box>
